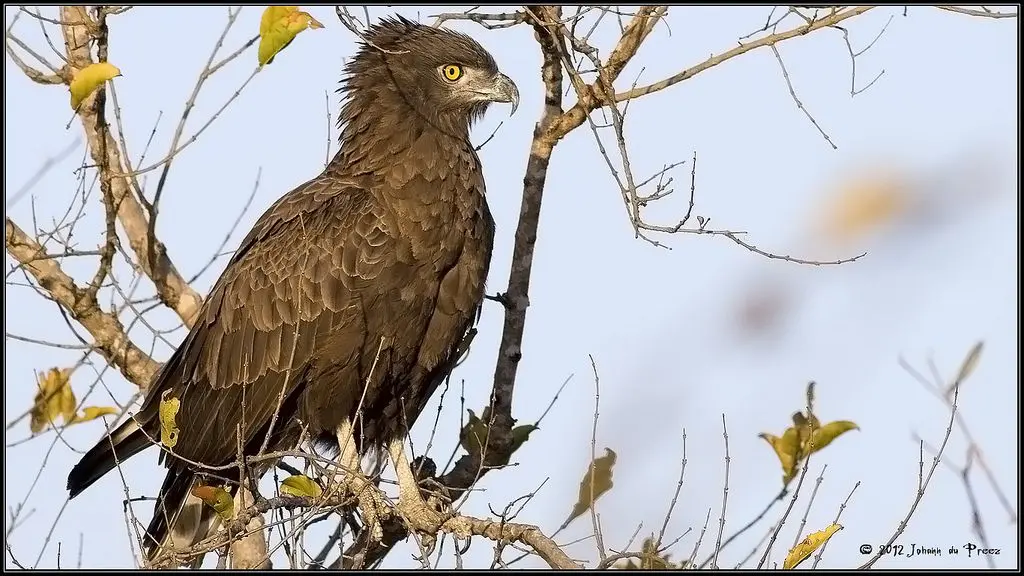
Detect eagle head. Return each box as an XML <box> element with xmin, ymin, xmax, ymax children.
<box><xmin>341</xmin><ymin>16</ymin><xmax>519</xmax><ymax>134</ymax></box>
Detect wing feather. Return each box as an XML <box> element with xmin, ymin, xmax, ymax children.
<box><xmin>138</xmin><ymin>175</ymin><xmax>398</xmax><ymax>466</ymax></box>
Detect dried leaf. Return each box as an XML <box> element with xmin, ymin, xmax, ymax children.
<box><xmin>29</xmin><ymin>368</ymin><xmax>75</xmax><ymax>434</ymax></box>
<box><xmin>191</xmin><ymin>485</ymin><xmax>234</xmax><ymax>520</ymax></box>
<box><xmin>68</xmin><ymin>406</ymin><xmax>119</xmax><ymax>425</ymax></box>
<box><xmin>258</xmin><ymin>6</ymin><xmax>324</xmax><ymax>66</ymax></box>
<box><xmin>159</xmin><ymin>390</ymin><xmax>180</xmax><ymax>448</ymax></box>
<box><xmin>69</xmin><ymin>62</ymin><xmax>122</xmax><ymax>109</ymax></box>
<box><xmin>783</xmin><ymin>523</ymin><xmax>843</xmax><ymax>569</ymax></box>
<box><xmin>809</xmin><ymin>420</ymin><xmax>859</xmax><ymax>454</ymax></box>
<box><xmin>949</xmin><ymin>341</ymin><xmax>984</xmax><ymax>398</ymax></box>
<box><xmin>281</xmin><ymin>474</ymin><xmax>323</xmax><ymax>499</ymax></box>
<box><xmin>562</xmin><ymin>447</ymin><xmax>617</xmax><ymax>529</ymax></box>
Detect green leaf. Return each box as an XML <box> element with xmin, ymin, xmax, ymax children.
<box><xmin>511</xmin><ymin>424</ymin><xmax>539</xmax><ymax>454</ymax></box>
<box><xmin>458</xmin><ymin>409</ymin><xmax>489</xmax><ymax>458</ymax></box>
<box><xmin>458</xmin><ymin>409</ymin><xmax>537</xmax><ymax>463</ymax></box>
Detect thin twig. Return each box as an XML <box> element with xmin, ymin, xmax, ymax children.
<box><xmin>812</xmin><ymin>481</ymin><xmax>860</xmax><ymax>568</ymax></box>
<box><xmin>859</xmin><ymin>383</ymin><xmax>961</xmax><ymax>569</ymax></box>
<box><xmin>710</xmin><ymin>415</ymin><xmax>730</xmax><ymax>568</ymax></box>
<box><xmin>771</xmin><ymin>44</ymin><xmax>837</xmax><ymax>149</ymax></box>
<box><xmin>655</xmin><ymin>429</ymin><xmax>687</xmax><ymax>551</ymax></box>
<box><xmin>792</xmin><ymin>465</ymin><xmax>828</xmax><ymax>549</ymax></box>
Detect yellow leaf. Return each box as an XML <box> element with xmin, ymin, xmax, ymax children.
<box><xmin>258</xmin><ymin>6</ymin><xmax>324</xmax><ymax>66</ymax></box>
<box><xmin>159</xmin><ymin>390</ymin><xmax>180</xmax><ymax>449</ymax></box>
<box><xmin>562</xmin><ymin>448</ymin><xmax>617</xmax><ymax>529</ymax></box>
<box><xmin>69</xmin><ymin>62</ymin><xmax>122</xmax><ymax>109</ymax></box>
<box><xmin>763</xmin><ymin>386</ymin><xmax>860</xmax><ymax>487</ymax></box>
<box><xmin>191</xmin><ymin>485</ymin><xmax>234</xmax><ymax>520</ymax></box>
<box><xmin>809</xmin><ymin>420</ymin><xmax>859</xmax><ymax>455</ymax></box>
<box><xmin>58</xmin><ymin>376</ymin><xmax>77</xmax><ymax>424</ymax></box>
<box><xmin>783</xmin><ymin>523</ymin><xmax>843</xmax><ymax>569</ymax></box>
<box><xmin>792</xmin><ymin>408</ymin><xmax>823</xmax><ymax>455</ymax></box>
<box><xmin>68</xmin><ymin>406</ymin><xmax>119</xmax><ymax>425</ymax></box>
<box><xmin>760</xmin><ymin>426</ymin><xmax>802</xmax><ymax>486</ymax></box>
<box><xmin>950</xmin><ymin>341</ymin><xmax>984</xmax><ymax>397</ymax></box>
<box><xmin>30</xmin><ymin>368</ymin><xmax>75</xmax><ymax>434</ymax></box>
<box><xmin>281</xmin><ymin>474</ymin><xmax>323</xmax><ymax>499</ymax></box>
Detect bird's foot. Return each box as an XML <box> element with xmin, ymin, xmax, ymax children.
<box><xmin>388</xmin><ymin>438</ymin><xmax>448</xmax><ymax>536</ymax></box>
<box><xmin>396</xmin><ymin>490</ymin><xmax>445</xmax><ymax>534</ymax></box>
<box><xmin>352</xmin><ymin>478</ymin><xmax>385</xmax><ymax>543</ymax></box>
<box><xmin>334</xmin><ymin>418</ymin><xmax>386</xmax><ymax>543</ymax></box>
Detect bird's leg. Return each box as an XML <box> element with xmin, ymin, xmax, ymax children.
<box><xmin>387</xmin><ymin>437</ymin><xmax>444</xmax><ymax>534</ymax></box>
<box><xmin>334</xmin><ymin>419</ymin><xmax>384</xmax><ymax>543</ymax></box>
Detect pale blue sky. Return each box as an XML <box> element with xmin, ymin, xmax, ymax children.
<box><xmin>4</xmin><ymin>5</ymin><xmax>1018</xmax><ymax>570</ymax></box>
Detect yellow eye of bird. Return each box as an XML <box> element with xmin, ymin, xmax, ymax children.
<box><xmin>443</xmin><ymin>65</ymin><xmax>462</xmax><ymax>81</ymax></box>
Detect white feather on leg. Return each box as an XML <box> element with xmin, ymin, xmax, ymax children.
<box><xmin>150</xmin><ymin>480</ymin><xmax>216</xmax><ymax>568</ymax></box>
<box><xmin>335</xmin><ymin>418</ymin><xmax>385</xmax><ymax>542</ymax></box>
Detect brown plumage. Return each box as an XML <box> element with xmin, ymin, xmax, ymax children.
<box><xmin>66</xmin><ymin>16</ymin><xmax>518</xmax><ymax>564</ymax></box>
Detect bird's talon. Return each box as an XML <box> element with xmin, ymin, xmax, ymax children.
<box><xmin>398</xmin><ymin>495</ymin><xmax>445</xmax><ymax>534</ymax></box>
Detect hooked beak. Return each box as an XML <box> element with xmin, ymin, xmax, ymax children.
<box><xmin>486</xmin><ymin>72</ymin><xmax>519</xmax><ymax>115</ymax></box>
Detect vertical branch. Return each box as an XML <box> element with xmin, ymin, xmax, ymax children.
<box><xmin>60</xmin><ymin>6</ymin><xmax>203</xmax><ymax>329</ymax></box>
<box><xmin>82</xmin><ymin>7</ymin><xmax>119</xmax><ymax>304</ymax></box>
<box><xmin>488</xmin><ymin>3</ymin><xmax>565</xmax><ymax>432</ymax></box>
<box><xmin>439</xmin><ymin>5</ymin><xmax>568</xmax><ymax>488</ymax></box>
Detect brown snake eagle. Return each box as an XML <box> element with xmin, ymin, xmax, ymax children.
<box><xmin>67</xmin><ymin>16</ymin><xmax>518</xmax><ymax>565</ymax></box>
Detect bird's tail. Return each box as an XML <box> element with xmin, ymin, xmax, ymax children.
<box><xmin>143</xmin><ymin>467</ymin><xmax>227</xmax><ymax>568</ymax></box>
<box><xmin>67</xmin><ymin>417</ymin><xmax>151</xmax><ymax>499</ymax></box>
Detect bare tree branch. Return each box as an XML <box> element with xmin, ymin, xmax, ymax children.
<box><xmin>6</xmin><ymin>5</ymin><xmax>1014</xmax><ymax>570</ymax></box>
<box><xmin>613</xmin><ymin>7</ymin><xmax>876</xmax><ymax>102</ymax></box>
<box><xmin>771</xmin><ymin>44</ymin><xmax>837</xmax><ymax>149</ymax></box>
<box><xmin>935</xmin><ymin>5</ymin><xmax>1018</xmax><ymax>18</ymax></box>
<box><xmin>5</xmin><ymin>218</ymin><xmax>159</xmax><ymax>386</ymax></box>
<box><xmin>60</xmin><ymin>6</ymin><xmax>203</xmax><ymax>330</ymax></box>
<box><xmin>152</xmin><ymin>489</ymin><xmax>580</xmax><ymax>570</ymax></box>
